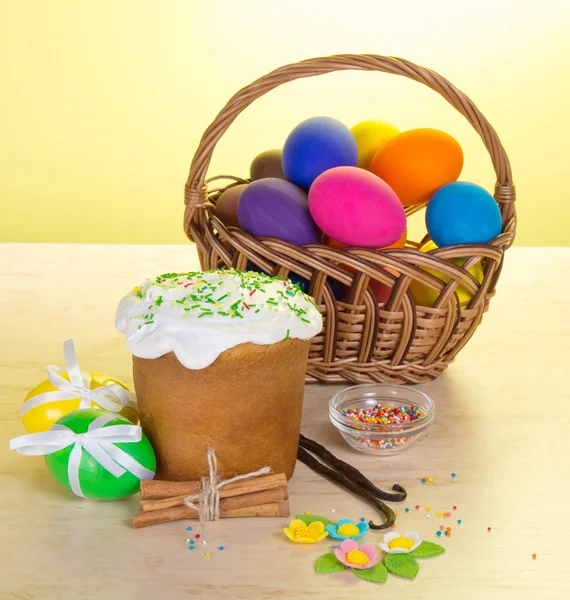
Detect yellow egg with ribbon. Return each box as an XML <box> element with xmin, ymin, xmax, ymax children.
<box><xmin>21</xmin><ymin>339</ymin><xmax>138</xmax><ymax>433</ymax></box>
<box><xmin>350</xmin><ymin>120</ymin><xmax>400</xmax><ymax>169</ymax></box>
<box><xmin>410</xmin><ymin>241</ymin><xmax>484</xmax><ymax>307</ymax></box>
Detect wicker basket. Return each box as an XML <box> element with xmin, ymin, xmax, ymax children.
<box><xmin>182</xmin><ymin>54</ymin><xmax>516</xmax><ymax>385</ymax></box>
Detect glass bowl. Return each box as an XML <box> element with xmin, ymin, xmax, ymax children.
<box><xmin>329</xmin><ymin>384</ymin><xmax>435</xmax><ymax>456</ymax></box>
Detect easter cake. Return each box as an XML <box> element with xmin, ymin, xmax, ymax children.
<box><xmin>116</xmin><ymin>269</ymin><xmax>322</xmax><ymax>481</ymax></box>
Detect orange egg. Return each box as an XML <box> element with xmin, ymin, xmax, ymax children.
<box><xmin>322</xmin><ymin>230</ymin><xmax>406</xmax><ymax>303</ymax></box>
<box><xmin>323</xmin><ymin>228</ymin><xmax>407</xmax><ymax>253</ymax></box>
<box><xmin>370</xmin><ymin>129</ymin><xmax>463</xmax><ymax>206</ymax></box>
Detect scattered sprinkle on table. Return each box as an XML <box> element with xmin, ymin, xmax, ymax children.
<box><xmin>487</xmin><ymin>527</ymin><xmax>492</xmax><ymax>532</ymax></box>
<box><xmin>436</xmin><ymin>531</ymin><xmax>442</xmax><ymax>536</ymax></box>
<box><xmin>457</xmin><ymin>519</ymin><xmax>462</xmax><ymax>524</ymax></box>
<box><xmin>405</xmin><ymin>508</ymin><xmax>410</xmax><ymax>513</ymax></box>
<box><xmin>187</xmin><ymin>526</ymin><xmax>192</xmax><ymax>531</ymax></box>
<box><xmin>205</xmin><ymin>552</ymin><xmax>211</xmax><ymax>557</ymax></box>
<box><xmin>532</xmin><ymin>554</ymin><xmax>537</xmax><ymax>560</ymax></box>
<box><xmin>219</xmin><ymin>546</ymin><xmax>224</xmax><ymax>551</ymax></box>
<box><xmin>451</xmin><ymin>473</ymin><xmax>456</xmax><ymax>478</ymax></box>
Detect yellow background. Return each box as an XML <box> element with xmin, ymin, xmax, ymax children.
<box><xmin>1</xmin><ymin>0</ymin><xmax>569</xmax><ymax>245</ymax></box>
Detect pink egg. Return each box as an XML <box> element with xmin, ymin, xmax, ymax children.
<box><xmin>308</xmin><ymin>166</ymin><xmax>406</xmax><ymax>247</ymax></box>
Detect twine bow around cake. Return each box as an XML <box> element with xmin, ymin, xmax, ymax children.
<box><xmin>183</xmin><ymin>449</ymin><xmax>271</xmax><ymax>525</ymax></box>
<box><xmin>20</xmin><ymin>339</ymin><xmax>137</xmax><ymax>419</ymax></box>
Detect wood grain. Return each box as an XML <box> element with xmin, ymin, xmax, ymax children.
<box><xmin>1</xmin><ymin>244</ymin><xmax>570</xmax><ymax>600</ymax></box>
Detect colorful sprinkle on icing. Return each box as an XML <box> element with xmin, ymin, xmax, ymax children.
<box><xmin>116</xmin><ymin>269</ymin><xmax>323</xmax><ymax>370</ymax></box>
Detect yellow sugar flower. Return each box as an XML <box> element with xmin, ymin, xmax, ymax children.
<box><xmin>283</xmin><ymin>519</ymin><xmax>329</xmax><ymax>544</ymax></box>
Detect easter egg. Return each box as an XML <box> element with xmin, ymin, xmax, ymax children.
<box><xmin>22</xmin><ymin>372</ymin><xmax>137</xmax><ymax>434</ymax></box>
<box><xmin>309</xmin><ymin>166</ymin><xmax>406</xmax><ymax>247</ymax></box>
<box><xmin>250</xmin><ymin>149</ymin><xmax>285</xmax><ymax>181</ymax></box>
<box><xmin>323</xmin><ymin>228</ymin><xmax>407</xmax><ymax>252</ymax></box>
<box><xmin>216</xmin><ymin>184</ymin><xmax>248</xmax><ymax>229</ymax></box>
<box><xmin>44</xmin><ymin>409</ymin><xmax>156</xmax><ymax>501</ymax></box>
<box><xmin>237</xmin><ymin>178</ymin><xmax>321</xmax><ymax>245</ymax></box>
<box><xmin>323</xmin><ymin>230</ymin><xmax>406</xmax><ymax>304</ymax></box>
<box><xmin>282</xmin><ymin>117</ymin><xmax>358</xmax><ymax>189</ymax></box>
<box><xmin>350</xmin><ymin>120</ymin><xmax>400</xmax><ymax>169</ymax></box>
<box><xmin>426</xmin><ymin>182</ymin><xmax>502</xmax><ymax>246</ymax></box>
<box><xmin>410</xmin><ymin>240</ymin><xmax>485</xmax><ymax>307</ymax></box>
<box><xmin>370</xmin><ymin>128</ymin><xmax>463</xmax><ymax>205</ymax></box>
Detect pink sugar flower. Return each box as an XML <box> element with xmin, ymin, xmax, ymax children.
<box><xmin>333</xmin><ymin>539</ymin><xmax>378</xmax><ymax>570</ymax></box>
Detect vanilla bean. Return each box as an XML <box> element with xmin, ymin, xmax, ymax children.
<box><xmin>299</xmin><ymin>434</ymin><xmax>407</xmax><ymax>502</ymax></box>
<box><xmin>297</xmin><ymin>446</ymin><xmax>395</xmax><ymax>529</ymax></box>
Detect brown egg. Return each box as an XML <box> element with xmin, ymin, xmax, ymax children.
<box><xmin>250</xmin><ymin>149</ymin><xmax>285</xmax><ymax>181</ymax></box>
<box><xmin>215</xmin><ymin>184</ymin><xmax>248</xmax><ymax>228</ymax></box>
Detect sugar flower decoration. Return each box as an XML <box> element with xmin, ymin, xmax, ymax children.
<box><xmin>326</xmin><ymin>518</ymin><xmax>369</xmax><ymax>541</ymax></box>
<box><xmin>379</xmin><ymin>531</ymin><xmax>422</xmax><ymax>554</ymax></box>
<box><xmin>333</xmin><ymin>540</ymin><xmax>378</xmax><ymax>570</ymax></box>
<box><xmin>283</xmin><ymin>519</ymin><xmax>328</xmax><ymax>544</ymax></box>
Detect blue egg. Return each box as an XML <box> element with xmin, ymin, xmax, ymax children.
<box><xmin>282</xmin><ymin>117</ymin><xmax>358</xmax><ymax>189</ymax></box>
<box><xmin>287</xmin><ymin>272</ymin><xmax>310</xmax><ymax>293</ymax></box>
<box><xmin>426</xmin><ymin>182</ymin><xmax>502</xmax><ymax>246</ymax></box>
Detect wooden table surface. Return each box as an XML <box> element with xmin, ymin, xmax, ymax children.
<box><xmin>1</xmin><ymin>244</ymin><xmax>569</xmax><ymax>600</ymax></box>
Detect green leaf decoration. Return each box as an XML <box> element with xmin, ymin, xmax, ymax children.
<box><xmin>352</xmin><ymin>563</ymin><xmax>388</xmax><ymax>583</ymax></box>
<box><xmin>409</xmin><ymin>541</ymin><xmax>446</xmax><ymax>559</ymax></box>
<box><xmin>315</xmin><ymin>552</ymin><xmax>347</xmax><ymax>573</ymax></box>
<box><xmin>384</xmin><ymin>554</ymin><xmax>420</xmax><ymax>579</ymax></box>
<box><xmin>296</xmin><ymin>514</ymin><xmax>335</xmax><ymax>527</ymax></box>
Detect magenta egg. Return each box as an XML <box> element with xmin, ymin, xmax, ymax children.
<box><xmin>308</xmin><ymin>166</ymin><xmax>406</xmax><ymax>247</ymax></box>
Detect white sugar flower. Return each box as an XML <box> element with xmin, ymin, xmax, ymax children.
<box><xmin>379</xmin><ymin>531</ymin><xmax>422</xmax><ymax>554</ymax></box>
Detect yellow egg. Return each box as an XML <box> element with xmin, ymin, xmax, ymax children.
<box><xmin>350</xmin><ymin>120</ymin><xmax>400</xmax><ymax>170</ymax></box>
<box><xmin>22</xmin><ymin>372</ymin><xmax>138</xmax><ymax>433</ymax></box>
<box><xmin>410</xmin><ymin>241</ymin><xmax>484</xmax><ymax>307</ymax></box>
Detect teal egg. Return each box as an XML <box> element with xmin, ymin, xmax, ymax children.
<box><xmin>426</xmin><ymin>182</ymin><xmax>502</xmax><ymax>246</ymax></box>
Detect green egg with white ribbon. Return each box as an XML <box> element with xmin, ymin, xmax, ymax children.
<box><xmin>10</xmin><ymin>408</ymin><xmax>156</xmax><ymax>500</ymax></box>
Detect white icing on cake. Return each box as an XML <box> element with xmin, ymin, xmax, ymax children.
<box><xmin>115</xmin><ymin>269</ymin><xmax>323</xmax><ymax>370</ymax></box>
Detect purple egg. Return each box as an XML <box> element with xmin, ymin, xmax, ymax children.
<box><xmin>237</xmin><ymin>178</ymin><xmax>321</xmax><ymax>245</ymax></box>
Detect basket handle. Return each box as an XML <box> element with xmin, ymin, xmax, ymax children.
<box><xmin>184</xmin><ymin>54</ymin><xmax>516</xmax><ymax>240</ymax></box>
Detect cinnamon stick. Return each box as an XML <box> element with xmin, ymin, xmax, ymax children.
<box><xmin>133</xmin><ymin>501</ymin><xmax>289</xmax><ymax>528</ymax></box>
<box><xmin>132</xmin><ymin>487</ymin><xmax>288</xmax><ymax>528</ymax></box>
<box><xmin>140</xmin><ymin>473</ymin><xmax>287</xmax><ymax>500</ymax></box>
<box><xmin>222</xmin><ymin>502</ymin><xmax>289</xmax><ymax>518</ymax></box>
<box><xmin>140</xmin><ymin>479</ymin><xmax>201</xmax><ymax>500</ymax></box>
<box><xmin>141</xmin><ymin>482</ymin><xmax>288</xmax><ymax>512</ymax></box>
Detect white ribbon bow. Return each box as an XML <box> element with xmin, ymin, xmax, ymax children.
<box><xmin>9</xmin><ymin>412</ymin><xmax>155</xmax><ymax>498</ymax></box>
<box><xmin>20</xmin><ymin>339</ymin><xmax>137</xmax><ymax>419</ymax></box>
